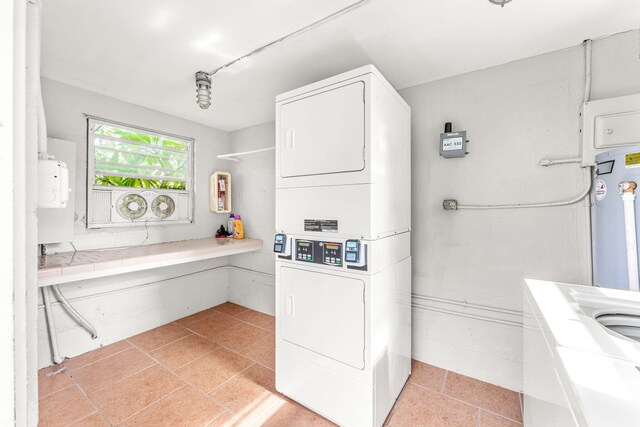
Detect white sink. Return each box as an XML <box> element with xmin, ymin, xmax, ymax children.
<box><xmin>524</xmin><ymin>280</ymin><xmax>640</xmax><ymax>427</ymax></box>
<box><xmin>567</xmin><ymin>291</ymin><xmax>640</xmax><ymax>360</ymax></box>
<box><xmin>595</xmin><ymin>312</ymin><xmax>640</xmax><ymax>342</ymax></box>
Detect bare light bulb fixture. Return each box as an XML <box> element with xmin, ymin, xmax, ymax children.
<box><xmin>489</xmin><ymin>0</ymin><xmax>512</xmax><ymax>6</ymax></box>
<box><xmin>195</xmin><ymin>71</ymin><xmax>212</xmax><ymax>109</ymax></box>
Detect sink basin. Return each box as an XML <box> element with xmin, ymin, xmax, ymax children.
<box><xmin>570</xmin><ymin>291</ymin><xmax>640</xmax><ymax>348</ymax></box>
<box><xmin>596</xmin><ymin>313</ymin><xmax>640</xmax><ymax>342</ymax></box>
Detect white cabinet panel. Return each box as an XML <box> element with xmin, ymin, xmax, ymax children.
<box><xmin>595</xmin><ymin>111</ymin><xmax>640</xmax><ymax>148</ymax></box>
<box><xmin>279</xmin><ymin>266</ymin><xmax>365</xmax><ymax>369</ymax></box>
<box><xmin>279</xmin><ymin>81</ymin><xmax>365</xmax><ymax>178</ymax></box>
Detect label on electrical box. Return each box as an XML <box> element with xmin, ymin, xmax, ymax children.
<box><xmin>304</xmin><ymin>219</ymin><xmax>338</xmax><ymax>233</ymax></box>
<box><xmin>625</xmin><ymin>152</ymin><xmax>640</xmax><ymax>169</ymax></box>
<box><xmin>595</xmin><ymin>179</ymin><xmax>607</xmax><ymax>201</ymax></box>
<box><xmin>442</xmin><ymin>136</ymin><xmax>464</xmax><ymax>151</ymax></box>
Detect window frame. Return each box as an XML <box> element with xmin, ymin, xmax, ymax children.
<box><xmin>86</xmin><ymin>115</ymin><xmax>195</xmax><ymax>228</ymax></box>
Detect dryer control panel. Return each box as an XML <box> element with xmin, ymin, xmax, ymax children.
<box><xmin>295</xmin><ymin>240</ymin><xmax>342</xmax><ymax>267</ymax></box>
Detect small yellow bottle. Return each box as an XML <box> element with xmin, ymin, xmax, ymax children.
<box><xmin>233</xmin><ymin>214</ymin><xmax>244</xmax><ymax>239</ymax></box>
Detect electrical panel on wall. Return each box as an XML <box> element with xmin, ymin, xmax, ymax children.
<box><xmin>582</xmin><ymin>93</ymin><xmax>640</xmax><ymax>167</ymax></box>
<box><xmin>210</xmin><ymin>171</ymin><xmax>232</xmax><ymax>213</ymax></box>
<box><xmin>440</xmin><ymin>122</ymin><xmax>468</xmax><ymax>158</ymax></box>
<box><xmin>38</xmin><ymin>139</ymin><xmax>76</xmax><ymax>244</ymax></box>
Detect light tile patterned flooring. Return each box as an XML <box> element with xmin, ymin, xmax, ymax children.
<box><xmin>39</xmin><ymin>302</ymin><xmax>523</xmax><ymax>426</ymax></box>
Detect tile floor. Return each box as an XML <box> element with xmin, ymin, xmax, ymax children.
<box><xmin>39</xmin><ymin>302</ymin><xmax>523</xmax><ymax>426</ymax></box>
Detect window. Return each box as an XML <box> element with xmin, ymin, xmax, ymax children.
<box><xmin>86</xmin><ymin>117</ymin><xmax>194</xmax><ymax>228</ymax></box>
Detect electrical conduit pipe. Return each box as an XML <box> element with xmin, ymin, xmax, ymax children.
<box><xmin>26</xmin><ymin>0</ymin><xmax>49</xmax><ymax>159</ymax></box>
<box><xmin>620</xmin><ymin>181</ymin><xmax>640</xmax><ymax>292</ymax></box>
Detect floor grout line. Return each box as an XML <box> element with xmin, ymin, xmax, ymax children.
<box><xmin>62</xmin><ymin>343</ymin><xmax>132</xmax><ymax>372</ymax></box>
<box><xmin>183</xmin><ymin>327</ymin><xmax>268</xmax><ymax>360</ymax></box>
<box><xmin>477</xmin><ymin>408</ymin><xmax>524</xmax><ymax>424</ymax></box>
<box><xmin>82</xmin><ymin>360</ymin><xmax>159</xmax><ymax>393</ymax></box>
<box><xmin>408</xmin><ymin>378</ymin><xmax>523</xmax><ymax>424</ymax></box>
<box><xmin>67</xmin><ymin>410</ymin><xmax>101</xmax><ymax>427</ymax></box>
<box><xmin>126</xmin><ymin>325</ymin><xmax>193</xmax><ymax>354</ymax></box>
<box><xmin>144</xmin><ymin>331</ymin><xmax>198</xmax><ymax>354</ymax></box>
<box><xmin>38</xmin><ymin>382</ymin><xmax>76</xmax><ymax>401</ymax></box>
<box><xmin>204</xmin><ymin>410</ymin><xmax>234</xmax><ymax>427</ymax></box>
<box><xmin>66</xmin><ymin>367</ymin><xmax>115</xmax><ymax>426</ymax></box>
<box><xmin>200</xmin><ymin>363</ymin><xmax>261</xmax><ymax>416</ymax></box>
<box><xmin>116</xmin><ymin>384</ymin><xmax>189</xmax><ymax>425</ymax></box>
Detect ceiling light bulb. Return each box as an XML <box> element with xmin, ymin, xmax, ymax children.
<box><xmin>489</xmin><ymin>0</ymin><xmax>512</xmax><ymax>6</ymax></box>
<box><xmin>195</xmin><ymin>71</ymin><xmax>212</xmax><ymax>109</ymax></box>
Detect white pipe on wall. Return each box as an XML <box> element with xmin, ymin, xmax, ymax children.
<box><xmin>537</xmin><ymin>39</ymin><xmax>592</xmax><ymax>168</ymax></box>
<box><xmin>452</xmin><ymin>39</ymin><xmax>595</xmax><ymax>211</ymax></box>
<box><xmin>26</xmin><ymin>0</ymin><xmax>48</xmax><ymax>158</ymax></box>
<box><xmin>620</xmin><ymin>181</ymin><xmax>640</xmax><ymax>292</ymax></box>
<box><xmin>457</xmin><ymin>167</ymin><xmax>592</xmax><ymax>210</ymax></box>
<box><xmin>583</xmin><ymin>39</ymin><xmax>593</xmax><ymax>104</ymax></box>
<box><xmin>41</xmin><ymin>287</ymin><xmax>63</xmax><ymax>364</ymax></box>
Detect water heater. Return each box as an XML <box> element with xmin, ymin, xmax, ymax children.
<box><xmin>593</xmin><ymin>146</ymin><xmax>640</xmax><ymax>291</ymax></box>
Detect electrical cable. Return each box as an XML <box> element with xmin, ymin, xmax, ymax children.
<box><xmin>457</xmin><ymin>167</ymin><xmax>593</xmax><ymax>210</ymax></box>
<box><xmin>138</xmin><ymin>220</ymin><xmax>150</xmax><ymax>246</ymax></box>
<box><xmin>452</xmin><ymin>40</ymin><xmax>594</xmax><ymax>210</ymax></box>
<box><xmin>206</xmin><ymin>0</ymin><xmax>374</xmax><ymax>77</ymax></box>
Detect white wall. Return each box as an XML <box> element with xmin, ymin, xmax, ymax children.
<box><xmin>222</xmin><ymin>30</ymin><xmax>640</xmax><ymax>391</ymax></box>
<box><xmin>401</xmin><ymin>43</ymin><xmax>590</xmax><ymax>391</ymax></box>
<box><xmin>227</xmin><ymin>122</ymin><xmax>276</xmax><ymax>315</ymax></box>
<box><xmin>400</xmin><ymin>30</ymin><xmax>640</xmax><ymax>391</ymax></box>
<box><xmin>41</xmin><ymin>78</ymin><xmax>232</xmax><ymax>251</ymax></box>
<box><xmin>38</xmin><ymin>79</ymin><xmax>233</xmax><ymax>367</ymax></box>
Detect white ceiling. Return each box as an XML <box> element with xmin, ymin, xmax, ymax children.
<box><xmin>42</xmin><ymin>0</ymin><xmax>640</xmax><ymax>132</ymax></box>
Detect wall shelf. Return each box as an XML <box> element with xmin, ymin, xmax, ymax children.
<box><xmin>217</xmin><ymin>146</ymin><xmax>275</xmax><ymax>161</ymax></box>
<box><xmin>210</xmin><ymin>171</ymin><xmax>232</xmax><ymax>213</ymax></box>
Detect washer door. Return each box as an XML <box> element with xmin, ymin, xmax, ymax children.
<box><xmin>279</xmin><ymin>266</ymin><xmax>365</xmax><ymax>369</ymax></box>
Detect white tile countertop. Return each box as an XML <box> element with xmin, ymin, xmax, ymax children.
<box><xmin>525</xmin><ymin>279</ymin><xmax>640</xmax><ymax>427</ymax></box>
<box><xmin>38</xmin><ymin>238</ymin><xmax>263</xmax><ymax>287</ymax></box>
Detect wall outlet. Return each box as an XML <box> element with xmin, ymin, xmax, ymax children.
<box><xmin>443</xmin><ymin>199</ymin><xmax>458</xmax><ymax>210</ymax></box>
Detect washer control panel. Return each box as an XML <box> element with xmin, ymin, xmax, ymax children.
<box><xmin>295</xmin><ymin>240</ymin><xmax>314</xmax><ymax>262</ymax></box>
<box><xmin>322</xmin><ymin>242</ymin><xmax>342</xmax><ymax>266</ymax></box>
<box><xmin>295</xmin><ymin>240</ymin><xmax>342</xmax><ymax>267</ymax></box>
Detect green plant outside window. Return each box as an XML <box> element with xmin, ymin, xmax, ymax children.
<box><xmin>91</xmin><ymin>123</ymin><xmax>191</xmax><ymax>190</ymax></box>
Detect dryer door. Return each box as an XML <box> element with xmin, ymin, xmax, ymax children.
<box><xmin>279</xmin><ymin>266</ymin><xmax>365</xmax><ymax>369</ymax></box>
<box><xmin>279</xmin><ymin>81</ymin><xmax>365</xmax><ymax>178</ymax></box>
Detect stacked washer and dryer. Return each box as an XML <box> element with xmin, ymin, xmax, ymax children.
<box><xmin>272</xmin><ymin>65</ymin><xmax>412</xmax><ymax>427</ymax></box>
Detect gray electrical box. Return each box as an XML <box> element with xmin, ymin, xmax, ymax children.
<box><xmin>440</xmin><ymin>130</ymin><xmax>467</xmax><ymax>158</ymax></box>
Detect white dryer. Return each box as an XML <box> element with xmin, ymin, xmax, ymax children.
<box><xmin>274</xmin><ymin>65</ymin><xmax>411</xmax><ymax>427</ymax></box>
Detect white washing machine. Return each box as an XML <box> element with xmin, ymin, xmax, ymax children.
<box><xmin>274</xmin><ymin>234</ymin><xmax>411</xmax><ymax>427</ymax></box>
<box><xmin>273</xmin><ymin>65</ymin><xmax>411</xmax><ymax>427</ymax></box>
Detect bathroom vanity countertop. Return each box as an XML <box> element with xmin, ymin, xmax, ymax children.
<box><xmin>525</xmin><ymin>280</ymin><xmax>640</xmax><ymax>426</ymax></box>
<box><xmin>38</xmin><ymin>238</ymin><xmax>263</xmax><ymax>287</ymax></box>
